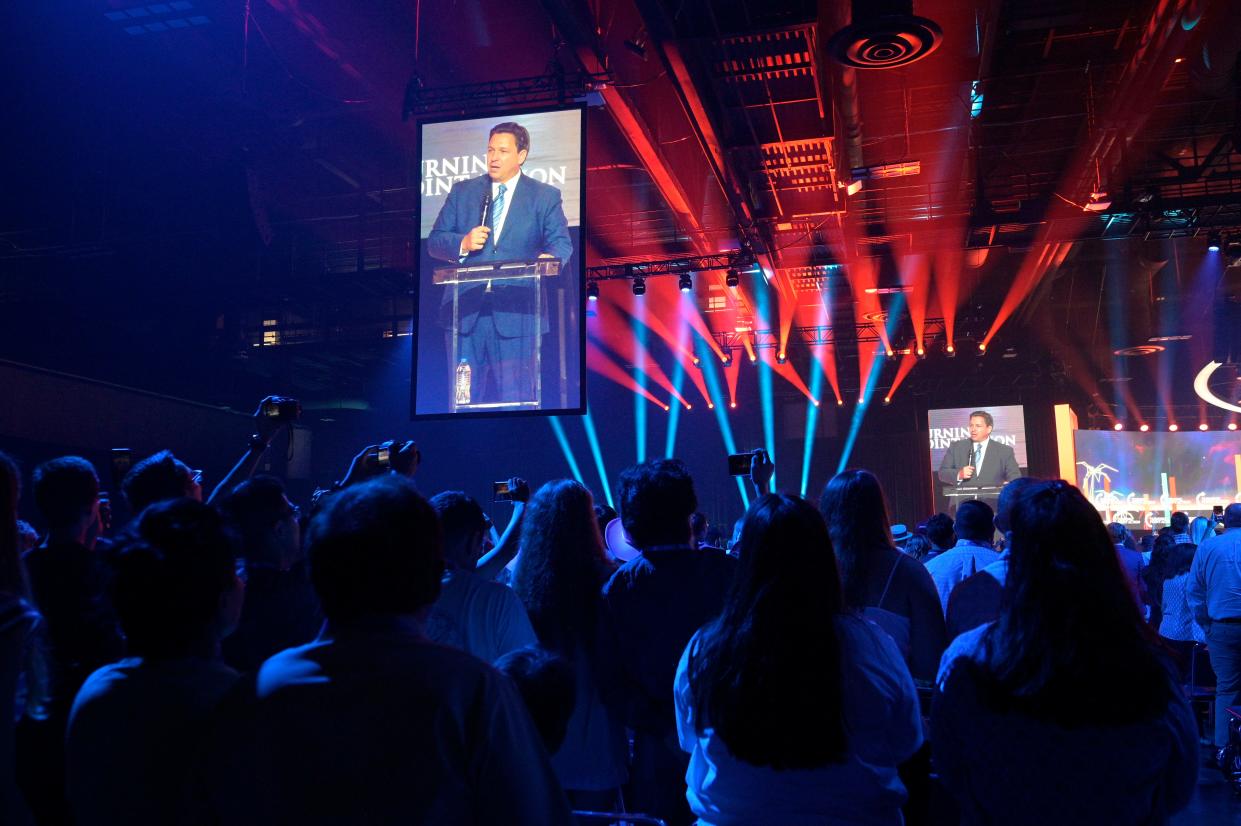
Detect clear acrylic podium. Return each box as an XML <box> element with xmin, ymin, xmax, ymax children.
<box><xmin>432</xmin><ymin>258</ymin><xmax>561</xmax><ymax>412</ymax></box>
<box><xmin>942</xmin><ymin>485</ymin><xmax>1005</xmax><ymax>515</ymax></box>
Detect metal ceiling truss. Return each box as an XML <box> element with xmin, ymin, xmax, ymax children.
<box><xmin>713</xmin><ymin>318</ymin><xmax>948</xmax><ymax>352</ymax></box>
<box><xmin>586</xmin><ymin>252</ymin><xmax>752</xmax><ymax>281</ymax></box>
<box><xmin>401</xmin><ymin>71</ymin><xmax>613</xmax><ymax>119</ymax></box>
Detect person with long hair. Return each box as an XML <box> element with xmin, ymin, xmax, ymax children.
<box><xmin>933</xmin><ymin>480</ymin><xmax>1197</xmax><ymax>825</ymax></box>
<box><xmin>0</xmin><ymin>453</ymin><xmax>43</xmax><ymax>826</ymax></box>
<box><xmin>819</xmin><ymin>470</ymin><xmax>946</xmax><ymax>680</ymax></box>
<box><xmin>512</xmin><ymin>479</ymin><xmax>626</xmax><ymax>808</ymax></box>
<box><xmin>1188</xmin><ymin>515</ymin><xmax>1213</xmax><ymax>547</ymax></box>
<box><xmin>676</xmin><ymin>494</ymin><xmax>921</xmax><ymax>825</ymax></box>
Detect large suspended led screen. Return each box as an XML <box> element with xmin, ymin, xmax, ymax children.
<box><xmin>412</xmin><ymin>105</ymin><xmax>586</xmax><ymax>419</ymax></box>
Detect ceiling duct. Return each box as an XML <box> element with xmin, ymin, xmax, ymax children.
<box><xmin>825</xmin><ymin>0</ymin><xmax>942</xmax><ymax>70</ymax></box>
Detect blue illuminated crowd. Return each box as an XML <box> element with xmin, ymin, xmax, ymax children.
<box><xmin>2</xmin><ymin>406</ymin><xmax>1237</xmax><ymax>825</ymax></box>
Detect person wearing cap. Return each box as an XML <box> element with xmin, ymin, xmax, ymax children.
<box><xmin>890</xmin><ymin>524</ymin><xmax>913</xmax><ymax>550</ymax></box>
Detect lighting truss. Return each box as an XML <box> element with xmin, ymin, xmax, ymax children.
<box><xmin>402</xmin><ymin>71</ymin><xmax>613</xmax><ymax>119</ymax></box>
<box><xmin>712</xmin><ymin>319</ymin><xmax>948</xmax><ymax>352</ymax></box>
<box><xmin>587</xmin><ymin>252</ymin><xmax>753</xmax><ymax>282</ymax></box>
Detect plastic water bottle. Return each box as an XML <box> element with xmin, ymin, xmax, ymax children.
<box><xmin>455</xmin><ymin>359</ymin><xmax>471</xmax><ymax>406</ymax></box>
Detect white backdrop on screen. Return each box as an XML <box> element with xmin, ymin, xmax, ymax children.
<box><xmin>927</xmin><ymin>405</ymin><xmax>1029</xmax><ymax>468</ymax></box>
<box><xmin>419</xmin><ymin>110</ymin><xmax>582</xmax><ymax>238</ymax></box>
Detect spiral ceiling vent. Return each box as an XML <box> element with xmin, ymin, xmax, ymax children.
<box><xmin>826</xmin><ymin>0</ymin><xmax>943</xmax><ymax>70</ymax></box>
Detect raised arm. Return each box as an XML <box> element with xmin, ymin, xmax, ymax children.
<box><xmin>475</xmin><ymin>477</ymin><xmax>529</xmax><ymax>581</ymax></box>
<box><xmin>206</xmin><ymin>397</ymin><xmax>288</xmax><ymax>505</ymax></box>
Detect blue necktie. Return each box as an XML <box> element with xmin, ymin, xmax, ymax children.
<box><xmin>973</xmin><ymin>444</ymin><xmax>981</xmax><ymax>473</ymax></box>
<box><xmin>490</xmin><ymin>183</ymin><xmax>506</xmax><ymax>241</ymax></box>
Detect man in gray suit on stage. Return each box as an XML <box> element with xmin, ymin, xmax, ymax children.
<box><xmin>938</xmin><ymin>409</ymin><xmax>1023</xmax><ymax>490</ymax></box>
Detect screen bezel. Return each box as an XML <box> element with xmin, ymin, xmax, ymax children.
<box><xmin>410</xmin><ymin>102</ymin><xmax>589</xmax><ymax>421</ymax></box>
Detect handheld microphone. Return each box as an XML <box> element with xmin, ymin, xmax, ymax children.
<box><xmin>479</xmin><ymin>191</ymin><xmax>492</xmax><ymax>228</ymax></box>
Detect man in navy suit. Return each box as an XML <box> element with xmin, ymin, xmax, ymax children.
<box><xmin>937</xmin><ymin>410</ymin><xmax>1022</xmax><ymax>511</ymax></box>
<box><xmin>427</xmin><ymin>122</ymin><xmax>573</xmax><ymax>407</ymax></box>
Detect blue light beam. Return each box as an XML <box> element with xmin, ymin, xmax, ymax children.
<box><xmin>581</xmin><ymin>405</ymin><xmax>615</xmax><ymax>508</ymax></box>
<box><xmin>548</xmin><ymin>417</ymin><xmax>585</xmax><ymax>484</ymax></box>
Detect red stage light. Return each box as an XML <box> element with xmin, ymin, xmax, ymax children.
<box><xmin>945</xmin><ymin>344</ymin><xmax>955</xmax><ymax>353</ymax></box>
<box><xmin>684</xmin><ymin>404</ymin><xmax>692</xmax><ymax>411</ymax></box>
<box><xmin>1113</xmin><ymin>422</ymin><xmax>1123</xmax><ymax>431</ymax></box>
<box><xmin>1139</xmin><ymin>424</ymin><xmax>1150</xmax><ymax>432</ymax></box>
<box><xmin>1199</xmin><ymin>423</ymin><xmax>1209</xmax><ymax>431</ymax></box>
<box><xmin>836</xmin><ymin>399</ymin><xmax>844</xmax><ymax>406</ymax></box>
<box><xmin>978</xmin><ymin>343</ymin><xmax>987</xmax><ymax>353</ymax></box>
<box><xmin>729</xmin><ymin>401</ymin><xmax>737</xmax><ymax>409</ymax></box>
<box><xmin>883</xmin><ymin>397</ymin><xmax>891</xmax><ymax>404</ymax></box>
<box><xmin>1229</xmin><ymin>423</ymin><xmax>1239</xmax><ymax>431</ymax></box>
<box><xmin>707</xmin><ymin>403</ymin><xmax>714</xmax><ymax>409</ymax></box>
<box><xmin>1168</xmin><ymin>423</ymin><xmax>1178</xmax><ymax>432</ymax></box>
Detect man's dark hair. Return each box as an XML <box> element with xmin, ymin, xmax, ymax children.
<box><xmin>1169</xmin><ymin>511</ymin><xmax>1189</xmax><ymax>533</ymax></box>
<box><xmin>924</xmin><ymin>513</ymin><xmax>955</xmax><ymax>549</ymax></box>
<box><xmin>494</xmin><ymin>645</ymin><xmax>575</xmax><ymax>754</ymax></box>
<box><xmin>123</xmin><ymin>450</ymin><xmax>191</xmax><ymax>513</ymax></box>
<box><xmin>489</xmin><ymin>121</ymin><xmax>530</xmax><ymax>154</ymax></box>
<box><xmin>954</xmin><ymin>500</ymin><xmax>995</xmax><ymax>542</ymax></box>
<box><xmin>221</xmin><ymin>476</ymin><xmax>291</xmax><ymax>561</ymax></box>
<box><xmin>306</xmin><ymin>476</ymin><xmax>443</xmax><ymax>623</ymax></box>
<box><xmin>995</xmin><ymin>476</ymin><xmax>1040</xmax><ymax>534</ymax></box>
<box><xmin>618</xmin><ymin>459</ymin><xmax>698</xmax><ymax>548</ymax></box>
<box><xmin>113</xmin><ymin>499</ymin><xmax>239</xmax><ymax>658</ymax></box>
<box><xmin>33</xmin><ymin>456</ymin><xmax>99</xmax><ymax>527</ymax></box>
<box><xmin>969</xmin><ymin>410</ymin><xmax>994</xmax><ymax>428</ymax></box>
<box><xmin>428</xmin><ymin>491</ymin><xmax>486</xmax><ymax>567</ymax></box>
<box><xmin>1226</xmin><ymin>503</ymin><xmax>1241</xmax><ymax>528</ymax></box>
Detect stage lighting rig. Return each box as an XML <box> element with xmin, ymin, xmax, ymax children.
<box><xmin>586</xmin><ymin>281</ymin><xmax>599</xmax><ymax>301</ymax></box>
<box><xmin>1208</xmin><ymin>231</ymin><xmax>1223</xmax><ymax>252</ymax></box>
<box><xmin>632</xmin><ymin>276</ymin><xmax>646</xmax><ymax>296</ymax></box>
<box><xmin>726</xmin><ymin>269</ymin><xmax>740</xmax><ymax>288</ymax></box>
<box><xmin>678</xmin><ymin>273</ymin><xmax>693</xmax><ymax>292</ymax></box>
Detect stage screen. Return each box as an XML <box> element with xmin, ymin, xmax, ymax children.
<box><xmin>1073</xmin><ymin>430</ymin><xmax>1241</xmax><ymax>529</ymax></box>
<box><xmin>928</xmin><ymin>405</ymin><xmax>1029</xmax><ymax>469</ymax></box>
<box><xmin>412</xmin><ymin>106</ymin><xmax>586</xmax><ymax>419</ymax></box>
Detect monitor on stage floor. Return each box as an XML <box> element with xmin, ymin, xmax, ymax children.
<box><xmin>1073</xmin><ymin>429</ymin><xmax>1241</xmax><ymax>530</ymax></box>
<box><xmin>412</xmin><ymin>105</ymin><xmax>586</xmax><ymax>419</ymax></box>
